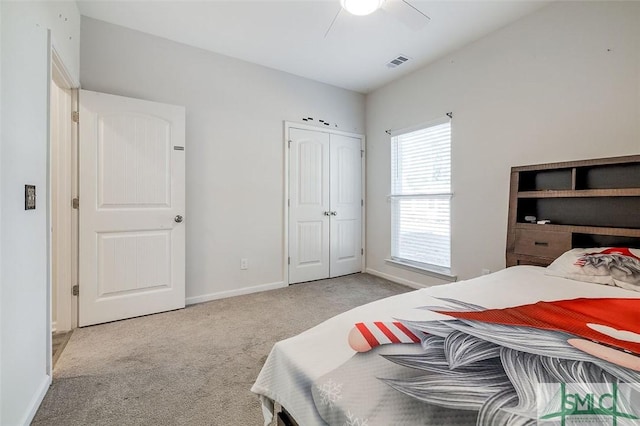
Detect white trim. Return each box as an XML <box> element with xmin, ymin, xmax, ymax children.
<box><xmin>283</xmin><ymin>121</ymin><xmax>366</xmax><ymax>285</ymax></box>
<box><xmin>51</xmin><ymin>44</ymin><xmax>80</xmax><ymax>332</ymax></box>
<box><xmin>20</xmin><ymin>374</ymin><xmax>52</xmax><ymax>426</ymax></box>
<box><xmin>360</xmin><ymin>136</ymin><xmax>366</xmax><ymax>273</ymax></box>
<box><xmin>70</xmin><ymin>88</ymin><xmax>79</xmax><ymax>330</ymax></box>
<box><xmin>50</xmin><ymin>71</ymin><xmax>75</xmax><ymax>334</ymax></box>
<box><xmin>48</xmin><ymin>39</ymin><xmax>79</xmax><ymax>388</ymax></box>
<box><xmin>388</xmin><ymin>193</ymin><xmax>453</xmax><ymax>199</ymax></box>
<box><xmin>51</xmin><ymin>45</ymin><xmax>80</xmax><ymax>89</ymax></box>
<box><xmin>185</xmin><ymin>281</ymin><xmax>286</xmax><ymax>305</ymax></box>
<box><xmin>46</xmin><ymin>35</ymin><xmax>81</xmax><ymax>380</ymax></box>
<box><xmin>385</xmin><ymin>258</ymin><xmax>457</xmax><ymax>281</ymax></box>
<box><xmin>365</xmin><ymin>268</ymin><xmax>429</xmax><ymax>290</ymax></box>
<box><xmin>51</xmin><ymin>321</ymin><xmax>57</xmax><ymax>333</ymax></box>
<box><xmin>285</xmin><ymin>120</ymin><xmax>365</xmax><ymax>139</ymax></box>
<box><xmin>45</xmin><ymin>29</ymin><xmax>53</xmax><ymax>383</ymax></box>
<box><xmin>282</xmin><ymin>121</ymin><xmax>290</xmax><ymax>287</ymax></box>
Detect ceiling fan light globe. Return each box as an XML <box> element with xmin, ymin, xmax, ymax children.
<box><xmin>340</xmin><ymin>0</ymin><xmax>385</xmax><ymax>16</ymax></box>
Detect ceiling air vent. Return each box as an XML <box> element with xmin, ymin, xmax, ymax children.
<box><xmin>386</xmin><ymin>55</ymin><xmax>411</xmax><ymax>69</ymax></box>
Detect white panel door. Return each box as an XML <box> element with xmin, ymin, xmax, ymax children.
<box><xmin>329</xmin><ymin>134</ymin><xmax>362</xmax><ymax>277</ymax></box>
<box><xmin>79</xmin><ymin>90</ymin><xmax>186</xmax><ymax>326</ymax></box>
<box><xmin>289</xmin><ymin>128</ymin><xmax>330</xmax><ymax>284</ymax></box>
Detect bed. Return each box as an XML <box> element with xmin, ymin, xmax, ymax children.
<box><xmin>252</xmin><ymin>155</ymin><xmax>640</xmax><ymax>425</ymax></box>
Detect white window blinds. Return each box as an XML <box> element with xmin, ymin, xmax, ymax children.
<box><xmin>390</xmin><ymin>118</ymin><xmax>452</xmax><ymax>271</ymax></box>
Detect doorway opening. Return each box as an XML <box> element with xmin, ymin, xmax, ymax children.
<box><xmin>49</xmin><ymin>47</ymin><xmax>79</xmax><ymax>368</ymax></box>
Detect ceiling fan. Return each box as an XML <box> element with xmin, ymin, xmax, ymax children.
<box><xmin>325</xmin><ymin>0</ymin><xmax>431</xmax><ymax>38</ymax></box>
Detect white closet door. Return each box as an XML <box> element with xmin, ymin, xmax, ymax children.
<box><xmin>79</xmin><ymin>90</ymin><xmax>186</xmax><ymax>326</ymax></box>
<box><xmin>289</xmin><ymin>128</ymin><xmax>331</xmax><ymax>284</ymax></box>
<box><xmin>329</xmin><ymin>134</ymin><xmax>362</xmax><ymax>277</ymax></box>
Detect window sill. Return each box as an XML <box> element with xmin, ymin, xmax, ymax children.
<box><xmin>385</xmin><ymin>258</ymin><xmax>457</xmax><ymax>282</ymax></box>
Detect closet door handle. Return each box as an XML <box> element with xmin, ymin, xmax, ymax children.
<box><xmin>323</xmin><ymin>211</ymin><xmax>331</xmax><ymax>216</ymax></box>
<box><xmin>330</xmin><ymin>211</ymin><xmax>337</xmax><ymax>216</ymax></box>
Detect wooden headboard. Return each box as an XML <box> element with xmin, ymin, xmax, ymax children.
<box><xmin>506</xmin><ymin>155</ymin><xmax>640</xmax><ymax>267</ymax></box>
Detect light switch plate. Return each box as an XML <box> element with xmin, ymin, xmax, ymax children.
<box><xmin>25</xmin><ymin>185</ymin><xmax>36</xmax><ymax>210</ymax></box>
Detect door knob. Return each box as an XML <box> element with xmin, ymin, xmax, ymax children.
<box><xmin>174</xmin><ymin>215</ymin><xmax>184</xmax><ymax>223</ymax></box>
<box><xmin>331</xmin><ymin>211</ymin><xmax>337</xmax><ymax>216</ymax></box>
<box><xmin>323</xmin><ymin>211</ymin><xmax>330</xmax><ymax>216</ymax></box>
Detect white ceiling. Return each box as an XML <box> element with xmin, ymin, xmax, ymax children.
<box><xmin>77</xmin><ymin>1</ymin><xmax>550</xmax><ymax>93</ymax></box>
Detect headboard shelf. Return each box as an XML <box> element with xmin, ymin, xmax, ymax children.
<box><xmin>515</xmin><ymin>223</ymin><xmax>640</xmax><ymax>238</ymax></box>
<box><xmin>511</xmin><ymin>155</ymin><xmax>640</xmax><ymax>172</ymax></box>
<box><xmin>507</xmin><ymin>154</ymin><xmax>640</xmax><ymax>267</ymax></box>
<box><xmin>574</xmin><ymin>162</ymin><xmax>640</xmax><ymax>190</ymax></box>
<box><xmin>518</xmin><ymin>168</ymin><xmax>572</xmax><ymax>191</ymax></box>
<box><xmin>517</xmin><ymin>188</ymin><xmax>640</xmax><ymax>198</ymax></box>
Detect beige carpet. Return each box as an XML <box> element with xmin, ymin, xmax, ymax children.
<box><xmin>32</xmin><ymin>273</ymin><xmax>411</xmax><ymax>425</ymax></box>
<box><xmin>52</xmin><ymin>330</ymin><xmax>73</xmax><ymax>368</ymax></box>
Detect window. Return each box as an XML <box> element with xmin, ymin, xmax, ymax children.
<box><xmin>390</xmin><ymin>118</ymin><xmax>452</xmax><ymax>274</ymax></box>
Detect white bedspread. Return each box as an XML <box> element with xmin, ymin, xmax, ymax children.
<box><xmin>251</xmin><ymin>266</ymin><xmax>640</xmax><ymax>425</ymax></box>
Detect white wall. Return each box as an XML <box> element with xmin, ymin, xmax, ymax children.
<box><xmin>80</xmin><ymin>17</ymin><xmax>365</xmax><ymax>303</ymax></box>
<box><xmin>366</xmin><ymin>1</ymin><xmax>640</xmax><ymax>287</ymax></box>
<box><xmin>0</xmin><ymin>1</ymin><xmax>79</xmax><ymax>425</ymax></box>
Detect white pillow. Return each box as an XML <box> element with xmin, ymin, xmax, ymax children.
<box><xmin>545</xmin><ymin>247</ymin><xmax>640</xmax><ymax>292</ymax></box>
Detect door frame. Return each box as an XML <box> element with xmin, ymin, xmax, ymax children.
<box><xmin>47</xmin><ymin>41</ymin><xmax>80</xmax><ymax>376</ymax></box>
<box><xmin>283</xmin><ymin>121</ymin><xmax>366</xmax><ymax>285</ymax></box>
<box><xmin>50</xmin><ymin>50</ymin><xmax>79</xmax><ymax>333</ymax></box>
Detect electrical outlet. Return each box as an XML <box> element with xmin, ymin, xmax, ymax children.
<box><xmin>25</xmin><ymin>185</ymin><xmax>36</xmax><ymax>210</ymax></box>
<box><xmin>240</xmin><ymin>258</ymin><xmax>248</xmax><ymax>270</ymax></box>
<box><xmin>481</xmin><ymin>268</ymin><xmax>491</xmax><ymax>275</ymax></box>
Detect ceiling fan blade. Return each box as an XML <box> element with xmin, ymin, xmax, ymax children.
<box><xmin>382</xmin><ymin>0</ymin><xmax>431</xmax><ymax>31</ymax></box>
<box><xmin>324</xmin><ymin>6</ymin><xmax>343</xmax><ymax>39</ymax></box>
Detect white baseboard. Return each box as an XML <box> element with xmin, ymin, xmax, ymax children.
<box><xmin>21</xmin><ymin>374</ymin><xmax>52</xmax><ymax>425</ymax></box>
<box><xmin>365</xmin><ymin>268</ymin><xmax>429</xmax><ymax>290</ymax></box>
<box><xmin>51</xmin><ymin>321</ymin><xmax>57</xmax><ymax>333</ymax></box>
<box><xmin>185</xmin><ymin>281</ymin><xmax>287</xmax><ymax>305</ymax></box>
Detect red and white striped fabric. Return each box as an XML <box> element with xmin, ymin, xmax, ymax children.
<box><xmin>348</xmin><ymin>321</ymin><xmax>421</xmax><ymax>353</ymax></box>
